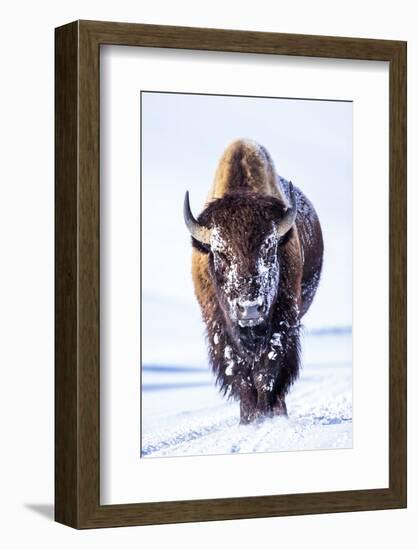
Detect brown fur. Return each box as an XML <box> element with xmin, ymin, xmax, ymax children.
<box><xmin>208</xmin><ymin>139</ymin><xmax>283</xmax><ymax>200</ymax></box>
<box><xmin>192</xmin><ymin>140</ymin><xmax>303</xmax><ymax>318</ymax></box>
<box><xmin>188</xmin><ymin>139</ymin><xmax>323</xmax><ymax>423</ymax></box>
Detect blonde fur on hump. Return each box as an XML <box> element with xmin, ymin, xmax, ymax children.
<box><xmin>206</xmin><ymin>139</ymin><xmax>288</xmax><ymax>205</ymax></box>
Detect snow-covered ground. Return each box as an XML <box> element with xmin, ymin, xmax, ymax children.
<box><xmin>141</xmin><ymin>329</ymin><xmax>352</xmax><ymax>458</ymax></box>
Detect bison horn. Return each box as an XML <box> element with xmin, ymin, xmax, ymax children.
<box><xmin>277</xmin><ymin>181</ymin><xmax>297</xmax><ymax>237</ymax></box>
<box><xmin>183</xmin><ymin>191</ymin><xmax>212</xmax><ymax>246</ymax></box>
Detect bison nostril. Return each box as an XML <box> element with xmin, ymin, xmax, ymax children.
<box><xmin>236</xmin><ymin>301</ymin><xmax>266</xmax><ymax>319</ymax></box>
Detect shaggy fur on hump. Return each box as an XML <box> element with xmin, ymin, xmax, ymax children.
<box><xmin>189</xmin><ymin>139</ymin><xmax>323</xmax><ymax>423</ymax></box>
<box><xmin>208</xmin><ymin>139</ymin><xmax>283</xmax><ymax>201</ymax></box>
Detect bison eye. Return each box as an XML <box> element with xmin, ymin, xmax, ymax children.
<box><xmin>262</xmin><ymin>243</ymin><xmax>278</xmax><ymax>263</ymax></box>
<box><xmin>214</xmin><ymin>251</ymin><xmax>227</xmax><ymax>264</ymax></box>
<box><xmin>212</xmin><ymin>250</ymin><xmax>228</xmax><ymax>272</ymax></box>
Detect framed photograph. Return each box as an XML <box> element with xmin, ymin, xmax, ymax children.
<box><xmin>55</xmin><ymin>20</ymin><xmax>407</xmax><ymax>528</ymax></box>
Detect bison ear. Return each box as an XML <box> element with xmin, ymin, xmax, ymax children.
<box><xmin>276</xmin><ymin>182</ymin><xmax>297</xmax><ymax>238</ymax></box>
<box><xmin>183</xmin><ymin>191</ymin><xmax>212</xmax><ymax>248</ymax></box>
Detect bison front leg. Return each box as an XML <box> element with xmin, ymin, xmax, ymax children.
<box><xmin>253</xmin><ymin>370</ymin><xmax>276</xmax><ymax>419</ymax></box>
<box><xmin>232</xmin><ymin>375</ymin><xmax>257</xmax><ymax>424</ymax></box>
<box><xmin>272</xmin><ymin>396</ymin><xmax>287</xmax><ymax>416</ymax></box>
<box><xmin>254</xmin><ymin>368</ymin><xmax>288</xmax><ymax>420</ymax></box>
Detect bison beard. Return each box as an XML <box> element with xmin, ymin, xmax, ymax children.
<box><xmin>184</xmin><ymin>139</ymin><xmax>323</xmax><ymax>424</ymax></box>
<box><xmin>210</xmin><ymin>303</ymin><xmax>301</xmax><ymax>424</ymax></box>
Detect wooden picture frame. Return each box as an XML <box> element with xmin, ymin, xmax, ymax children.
<box><xmin>55</xmin><ymin>20</ymin><xmax>407</xmax><ymax>528</ymax></box>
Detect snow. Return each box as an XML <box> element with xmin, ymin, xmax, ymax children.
<box><xmin>210</xmin><ymin>226</ymin><xmax>226</xmax><ymax>252</ymax></box>
<box><xmin>270</xmin><ymin>332</ymin><xmax>282</xmax><ymax>348</ymax></box>
<box><xmin>141</xmin><ymin>330</ymin><xmax>352</xmax><ymax>458</ymax></box>
<box><xmin>225</xmin><ymin>364</ymin><xmax>234</xmax><ymax>376</ymax></box>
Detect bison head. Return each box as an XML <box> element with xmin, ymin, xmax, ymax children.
<box><xmin>184</xmin><ymin>186</ymin><xmax>297</xmax><ymax>359</ymax></box>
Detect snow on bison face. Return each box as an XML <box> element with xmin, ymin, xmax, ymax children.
<box><xmin>210</xmin><ymin>225</ymin><xmax>279</xmax><ymax>327</ymax></box>
<box><xmin>184</xmin><ymin>188</ymin><xmax>297</xmax><ymax>359</ymax></box>
<box><xmin>208</xmin><ymin>222</ymin><xmax>281</xmax><ymax>358</ymax></box>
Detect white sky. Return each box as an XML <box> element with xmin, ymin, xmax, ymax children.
<box><xmin>141</xmin><ymin>92</ymin><xmax>352</xmax><ymax>332</ymax></box>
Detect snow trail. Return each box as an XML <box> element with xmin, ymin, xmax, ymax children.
<box><xmin>141</xmin><ymin>331</ymin><xmax>352</xmax><ymax>458</ymax></box>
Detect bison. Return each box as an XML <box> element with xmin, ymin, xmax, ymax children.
<box><xmin>184</xmin><ymin>139</ymin><xmax>323</xmax><ymax>423</ymax></box>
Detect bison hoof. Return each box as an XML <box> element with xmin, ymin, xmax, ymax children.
<box><xmin>239</xmin><ymin>402</ymin><xmax>288</xmax><ymax>424</ymax></box>
<box><xmin>239</xmin><ymin>411</ymin><xmax>257</xmax><ymax>425</ymax></box>
<box><xmin>273</xmin><ymin>400</ymin><xmax>288</xmax><ymax>417</ymax></box>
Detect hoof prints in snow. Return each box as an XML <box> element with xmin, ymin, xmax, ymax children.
<box><xmin>141</xmin><ymin>415</ymin><xmax>238</xmax><ymax>457</ymax></box>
